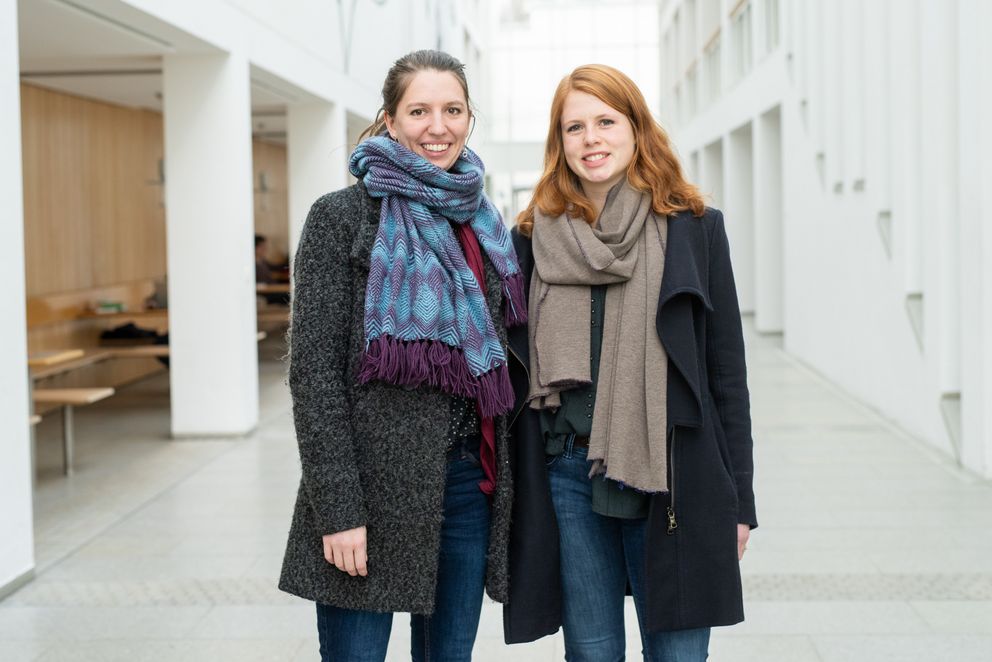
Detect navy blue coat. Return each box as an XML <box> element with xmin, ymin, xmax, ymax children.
<box><xmin>503</xmin><ymin>207</ymin><xmax>757</xmax><ymax>643</ymax></box>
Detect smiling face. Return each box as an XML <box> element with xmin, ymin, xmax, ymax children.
<box><xmin>560</xmin><ymin>90</ymin><xmax>636</xmax><ymax>198</ymax></box>
<box><xmin>384</xmin><ymin>69</ymin><xmax>471</xmax><ymax>171</ymax></box>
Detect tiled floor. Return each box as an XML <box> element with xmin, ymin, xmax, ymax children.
<box><xmin>4</xmin><ymin>324</ymin><xmax>992</xmax><ymax>661</ymax></box>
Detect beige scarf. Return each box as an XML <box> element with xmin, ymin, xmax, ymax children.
<box><xmin>527</xmin><ymin>181</ymin><xmax>670</xmax><ymax>492</ymax></box>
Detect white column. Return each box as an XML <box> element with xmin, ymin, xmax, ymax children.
<box><xmin>804</xmin><ymin>0</ymin><xmax>825</xmax><ymax>178</ymax></box>
<box><xmin>841</xmin><ymin>0</ymin><xmax>865</xmax><ymax>189</ymax></box>
<box><xmin>725</xmin><ymin>125</ymin><xmax>755</xmax><ymax>315</ymax></box>
<box><xmin>919</xmin><ymin>0</ymin><xmax>960</xmax><ymax>395</ymax></box>
<box><xmin>0</xmin><ymin>0</ymin><xmax>35</xmax><ymax>595</ymax></box>
<box><xmin>163</xmin><ymin>52</ymin><xmax>258</xmax><ymax>437</ymax></box>
<box><xmin>889</xmin><ymin>1</ymin><xmax>923</xmax><ymax>295</ymax></box>
<box><xmin>863</xmin><ymin>0</ymin><xmax>891</xmax><ymax>213</ymax></box>
<box><xmin>957</xmin><ymin>0</ymin><xmax>992</xmax><ymax>477</ymax></box>
<box><xmin>754</xmin><ymin>106</ymin><xmax>784</xmax><ymax>332</ymax></box>
<box><xmin>821</xmin><ymin>1</ymin><xmax>843</xmax><ymax>191</ymax></box>
<box><xmin>287</xmin><ymin>101</ymin><xmax>348</xmax><ymax>262</ymax></box>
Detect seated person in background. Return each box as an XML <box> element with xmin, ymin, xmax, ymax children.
<box><xmin>256</xmin><ymin>233</ymin><xmax>290</xmax><ymax>305</ymax></box>
<box><xmin>256</xmin><ymin>234</ymin><xmax>274</xmax><ymax>284</ymax></box>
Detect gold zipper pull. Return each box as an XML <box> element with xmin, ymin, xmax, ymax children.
<box><xmin>666</xmin><ymin>506</ymin><xmax>678</xmax><ymax>535</ymax></box>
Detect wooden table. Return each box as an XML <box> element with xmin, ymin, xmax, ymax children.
<box><xmin>110</xmin><ymin>345</ymin><xmax>170</xmax><ymax>359</ymax></box>
<box><xmin>257</xmin><ymin>283</ymin><xmax>291</xmax><ymax>295</ymax></box>
<box><xmin>77</xmin><ymin>308</ymin><xmax>168</xmax><ymax>321</ymax></box>
<box><xmin>33</xmin><ymin>387</ymin><xmax>115</xmax><ymax>475</ymax></box>
<box><xmin>30</xmin><ymin>349</ymin><xmax>114</xmax><ymax>380</ymax></box>
<box><xmin>28</xmin><ymin>349</ymin><xmax>85</xmax><ymax>367</ymax></box>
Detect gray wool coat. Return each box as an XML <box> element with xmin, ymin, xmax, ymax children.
<box><xmin>278</xmin><ymin>183</ymin><xmax>513</xmax><ymax>614</ymax></box>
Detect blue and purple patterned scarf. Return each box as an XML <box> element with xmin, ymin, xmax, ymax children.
<box><xmin>349</xmin><ymin>137</ymin><xmax>526</xmax><ymax>417</ymax></box>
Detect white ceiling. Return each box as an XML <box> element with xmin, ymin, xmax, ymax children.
<box><xmin>18</xmin><ymin>0</ymin><xmax>293</xmax><ymax>142</ymax></box>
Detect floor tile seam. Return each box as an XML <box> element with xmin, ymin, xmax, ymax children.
<box><xmin>771</xmin><ymin>346</ymin><xmax>983</xmax><ymax>484</ymax></box>
<box><xmin>904</xmin><ymin>600</ymin><xmax>941</xmax><ymax>635</ymax></box>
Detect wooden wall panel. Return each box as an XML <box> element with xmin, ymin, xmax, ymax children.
<box><xmin>20</xmin><ymin>83</ymin><xmax>167</xmax><ymax>296</ymax></box>
<box><xmin>21</xmin><ymin>84</ymin><xmax>287</xmax><ymax>394</ymax></box>
<box><xmin>252</xmin><ymin>140</ymin><xmax>290</xmax><ymax>265</ymax></box>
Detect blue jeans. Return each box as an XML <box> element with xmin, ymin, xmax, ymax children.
<box><xmin>547</xmin><ymin>438</ymin><xmax>710</xmax><ymax>662</ymax></box>
<box><xmin>315</xmin><ymin>446</ymin><xmax>490</xmax><ymax>661</ymax></box>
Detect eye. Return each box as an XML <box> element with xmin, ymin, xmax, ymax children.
<box><xmin>447</xmin><ymin>106</ymin><xmax>463</xmax><ymax>115</ymax></box>
<box><xmin>600</xmin><ymin>118</ymin><xmax>615</xmax><ymax>127</ymax></box>
<box><xmin>565</xmin><ymin>123</ymin><xmax>582</xmax><ymax>133</ymax></box>
<box><xmin>410</xmin><ymin>108</ymin><xmax>425</xmax><ymax>117</ymax></box>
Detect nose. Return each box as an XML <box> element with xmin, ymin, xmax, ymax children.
<box><xmin>428</xmin><ymin>111</ymin><xmax>446</xmax><ymax>135</ymax></box>
<box><xmin>584</xmin><ymin>126</ymin><xmax>600</xmax><ymax>145</ymax></box>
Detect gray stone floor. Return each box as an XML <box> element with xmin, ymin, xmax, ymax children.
<box><xmin>4</xmin><ymin>322</ymin><xmax>992</xmax><ymax>661</ymax></box>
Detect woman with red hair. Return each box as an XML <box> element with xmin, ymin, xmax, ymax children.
<box><xmin>503</xmin><ymin>64</ymin><xmax>757</xmax><ymax>660</ymax></box>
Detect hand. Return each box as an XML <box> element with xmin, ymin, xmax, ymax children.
<box><xmin>737</xmin><ymin>523</ymin><xmax>750</xmax><ymax>561</ymax></box>
<box><xmin>322</xmin><ymin>526</ymin><xmax>368</xmax><ymax>577</ymax></box>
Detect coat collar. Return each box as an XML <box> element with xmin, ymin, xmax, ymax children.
<box><xmin>659</xmin><ymin>211</ymin><xmax>712</xmax><ymax>311</ymax></box>
<box><xmin>656</xmin><ymin>210</ymin><xmax>711</xmax><ymax>427</ymax></box>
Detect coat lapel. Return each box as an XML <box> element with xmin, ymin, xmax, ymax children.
<box><xmin>656</xmin><ymin>211</ymin><xmax>711</xmax><ymax>428</ymax></box>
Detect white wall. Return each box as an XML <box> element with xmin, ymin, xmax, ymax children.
<box><xmin>0</xmin><ymin>0</ymin><xmax>35</xmax><ymax>595</ymax></box>
<box><xmin>662</xmin><ymin>0</ymin><xmax>992</xmax><ymax>476</ymax></box>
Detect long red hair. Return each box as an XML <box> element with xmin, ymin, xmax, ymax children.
<box><xmin>517</xmin><ymin>64</ymin><xmax>704</xmax><ymax>236</ymax></box>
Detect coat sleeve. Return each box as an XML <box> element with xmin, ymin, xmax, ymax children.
<box><xmin>288</xmin><ymin>191</ymin><xmax>368</xmax><ymax>535</ymax></box>
<box><xmin>704</xmin><ymin>210</ymin><xmax>758</xmax><ymax>529</ymax></box>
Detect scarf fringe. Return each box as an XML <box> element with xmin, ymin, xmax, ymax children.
<box><xmin>502</xmin><ymin>272</ymin><xmax>528</xmax><ymax>327</ymax></box>
<box><xmin>358</xmin><ymin>336</ymin><xmax>515</xmax><ymax>417</ymax></box>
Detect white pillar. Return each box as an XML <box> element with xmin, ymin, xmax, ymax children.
<box><xmin>803</xmin><ymin>0</ymin><xmax>825</xmax><ymax>181</ymax></box>
<box><xmin>163</xmin><ymin>52</ymin><xmax>258</xmax><ymax>437</ymax></box>
<box><xmin>754</xmin><ymin>106</ymin><xmax>784</xmax><ymax>333</ymax></box>
<box><xmin>0</xmin><ymin>0</ymin><xmax>35</xmax><ymax>595</ymax></box>
<box><xmin>957</xmin><ymin>0</ymin><xmax>992</xmax><ymax>478</ymax></box>
<box><xmin>889</xmin><ymin>1</ymin><xmax>923</xmax><ymax>295</ymax></box>
<box><xmin>725</xmin><ymin>125</ymin><xmax>755</xmax><ymax>316</ymax></box>
<box><xmin>841</xmin><ymin>0</ymin><xmax>865</xmax><ymax>189</ymax></box>
<box><xmin>821</xmin><ymin>0</ymin><xmax>843</xmax><ymax>191</ymax></box>
<box><xmin>287</xmin><ymin>101</ymin><xmax>348</xmax><ymax>262</ymax></box>
<box><xmin>919</xmin><ymin>0</ymin><xmax>960</xmax><ymax>395</ymax></box>
<box><xmin>863</xmin><ymin>0</ymin><xmax>891</xmax><ymax>213</ymax></box>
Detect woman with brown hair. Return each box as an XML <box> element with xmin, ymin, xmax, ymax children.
<box><xmin>503</xmin><ymin>64</ymin><xmax>757</xmax><ymax>661</ymax></box>
<box><xmin>279</xmin><ymin>50</ymin><xmax>525</xmax><ymax>661</ymax></box>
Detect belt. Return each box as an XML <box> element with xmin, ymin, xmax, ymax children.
<box><xmin>572</xmin><ymin>435</ymin><xmax>590</xmax><ymax>449</ymax></box>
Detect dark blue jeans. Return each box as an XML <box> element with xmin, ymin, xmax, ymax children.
<box><xmin>315</xmin><ymin>446</ymin><xmax>490</xmax><ymax>661</ymax></box>
<box><xmin>547</xmin><ymin>438</ymin><xmax>710</xmax><ymax>662</ymax></box>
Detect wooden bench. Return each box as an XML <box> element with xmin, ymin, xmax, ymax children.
<box><xmin>30</xmin><ymin>349</ymin><xmax>114</xmax><ymax>380</ymax></box>
<box><xmin>32</xmin><ymin>387</ymin><xmax>115</xmax><ymax>476</ymax></box>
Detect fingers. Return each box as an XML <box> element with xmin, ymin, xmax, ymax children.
<box><xmin>355</xmin><ymin>548</ymin><xmax>368</xmax><ymax>577</ymax></box>
<box><xmin>332</xmin><ymin>547</ymin><xmax>367</xmax><ymax>577</ymax></box>
<box><xmin>333</xmin><ymin>546</ymin><xmax>348</xmax><ymax>573</ymax></box>
<box><xmin>321</xmin><ymin>528</ymin><xmax>368</xmax><ymax>577</ymax></box>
